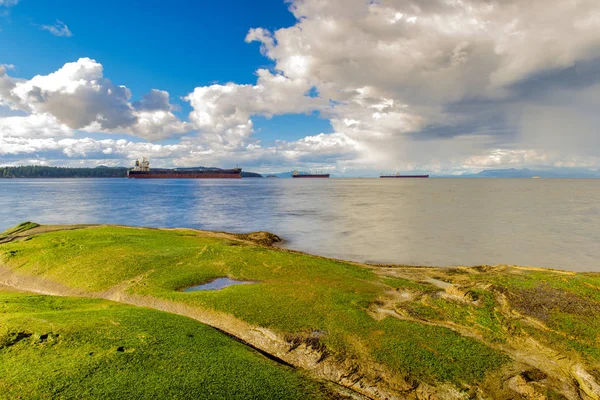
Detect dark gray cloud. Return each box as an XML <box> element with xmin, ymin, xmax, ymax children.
<box><xmin>508</xmin><ymin>57</ymin><xmax>600</xmax><ymax>101</ymax></box>
<box><xmin>37</xmin><ymin>84</ymin><xmax>136</xmax><ymax>130</ymax></box>
<box><xmin>132</xmin><ymin>89</ymin><xmax>171</xmax><ymax>112</ymax></box>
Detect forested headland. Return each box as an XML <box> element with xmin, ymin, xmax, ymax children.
<box><xmin>0</xmin><ymin>166</ymin><xmax>263</xmax><ymax>178</ymax></box>
<box><xmin>0</xmin><ymin>166</ymin><xmax>129</xmax><ymax>178</ymax></box>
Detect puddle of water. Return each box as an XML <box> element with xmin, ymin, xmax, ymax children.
<box><xmin>183</xmin><ymin>277</ymin><xmax>254</xmax><ymax>292</ymax></box>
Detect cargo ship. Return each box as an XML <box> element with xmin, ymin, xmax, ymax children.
<box><xmin>292</xmin><ymin>170</ymin><xmax>330</xmax><ymax>178</ymax></box>
<box><xmin>380</xmin><ymin>173</ymin><xmax>429</xmax><ymax>178</ymax></box>
<box><xmin>127</xmin><ymin>157</ymin><xmax>242</xmax><ymax>179</ymax></box>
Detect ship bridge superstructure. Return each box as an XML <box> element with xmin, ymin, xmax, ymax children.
<box><xmin>132</xmin><ymin>157</ymin><xmax>151</xmax><ymax>172</ymax></box>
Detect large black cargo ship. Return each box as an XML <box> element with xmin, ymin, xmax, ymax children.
<box><xmin>127</xmin><ymin>158</ymin><xmax>242</xmax><ymax>179</ymax></box>
<box><xmin>380</xmin><ymin>174</ymin><xmax>429</xmax><ymax>178</ymax></box>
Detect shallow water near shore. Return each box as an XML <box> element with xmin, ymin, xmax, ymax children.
<box><xmin>1</xmin><ymin>178</ymin><xmax>599</xmax><ymax>271</ymax></box>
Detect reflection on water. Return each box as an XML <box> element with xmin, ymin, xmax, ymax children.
<box><xmin>1</xmin><ymin>178</ymin><xmax>599</xmax><ymax>271</ymax></box>
<box><xmin>183</xmin><ymin>278</ymin><xmax>254</xmax><ymax>292</ymax></box>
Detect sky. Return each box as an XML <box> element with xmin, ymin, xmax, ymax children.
<box><xmin>1</xmin><ymin>0</ymin><xmax>600</xmax><ymax>175</ymax></box>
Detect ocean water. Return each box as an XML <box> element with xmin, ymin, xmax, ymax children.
<box><xmin>1</xmin><ymin>178</ymin><xmax>599</xmax><ymax>272</ymax></box>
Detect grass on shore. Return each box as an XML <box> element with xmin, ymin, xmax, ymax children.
<box><xmin>0</xmin><ymin>290</ymin><xmax>326</xmax><ymax>400</ymax></box>
<box><xmin>2</xmin><ymin>223</ymin><xmax>600</xmax><ymax>398</ymax></box>
<box><xmin>0</xmin><ymin>224</ymin><xmax>508</xmax><ymax>389</ymax></box>
<box><xmin>0</xmin><ymin>222</ymin><xmax>38</xmax><ymax>241</ymax></box>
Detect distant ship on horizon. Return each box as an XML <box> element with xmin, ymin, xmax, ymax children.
<box><xmin>127</xmin><ymin>157</ymin><xmax>242</xmax><ymax>179</ymax></box>
<box><xmin>380</xmin><ymin>173</ymin><xmax>429</xmax><ymax>178</ymax></box>
<box><xmin>292</xmin><ymin>170</ymin><xmax>330</xmax><ymax>178</ymax></box>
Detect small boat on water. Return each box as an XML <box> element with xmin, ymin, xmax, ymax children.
<box><xmin>380</xmin><ymin>173</ymin><xmax>429</xmax><ymax>178</ymax></box>
<box><xmin>292</xmin><ymin>170</ymin><xmax>330</xmax><ymax>178</ymax></box>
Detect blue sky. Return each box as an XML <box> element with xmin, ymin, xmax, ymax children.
<box><xmin>0</xmin><ymin>0</ymin><xmax>332</xmax><ymax>144</ymax></box>
<box><xmin>1</xmin><ymin>0</ymin><xmax>600</xmax><ymax>174</ymax></box>
<box><xmin>1</xmin><ymin>0</ymin><xmax>291</xmax><ymax>90</ymax></box>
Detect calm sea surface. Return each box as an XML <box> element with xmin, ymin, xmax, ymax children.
<box><xmin>1</xmin><ymin>178</ymin><xmax>599</xmax><ymax>272</ymax></box>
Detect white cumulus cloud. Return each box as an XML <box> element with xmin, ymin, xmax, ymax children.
<box><xmin>3</xmin><ymin>0</ymin><xmax>600</xmax><ymax>173</ymax></box>
<box><xmin>185</xmin><ymin>69</ymin><xmax>325</xmax><ymax>147</ymax></box>
<box><xmin>0</xmin><ymin>58</ymin><xmax>189</xmax><ymax>141</ymax></box>
<box><xmin>0</xmin><ymin>113</ymin><xmax>73</xmax><ymax>138</ymax></box>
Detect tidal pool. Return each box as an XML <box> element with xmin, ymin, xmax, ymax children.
<box><xmin>183</xmin><ymin>278</ymin><xmax>254</xmax><ymax>292</ymax></box>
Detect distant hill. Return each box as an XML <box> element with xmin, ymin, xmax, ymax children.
<box><xmin>0</xmin><ymin>165</ymin><xmax>263</xmax><ymax>178</ymax></box>
<box><xmin>240</xmin><ymin>171</ymin><xmax>263</xmax><ymax>178</ymax></box>
<box><xmin>455</xmin><ymin>168</ymin><xmax>600</xmax><ymax>178</ymax></box>
<box><xmin>264</xmin><ymin>171</ymin><xmax>295</xmax><ymax>178</ymax></box>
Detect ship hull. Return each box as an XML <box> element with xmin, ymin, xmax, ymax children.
<box><xmin>128</xmin><ymin>169</ymin><xmax>242</xmax><ymax>179</ymax></box>
<box><xmin>292</xmin><ymin>174</ymin><xmax>330</xmax><ymax>178</ymax></box>
<box><xmin>380</xmin><ymin>175</ymin><xmax>429</xmax><ymax>178</ymax></box>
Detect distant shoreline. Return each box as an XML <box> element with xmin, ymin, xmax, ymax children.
<box><xmin>2</xmin><ymin>165</ymin><xmax>600</xmax><ymax>179</ymax></box>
